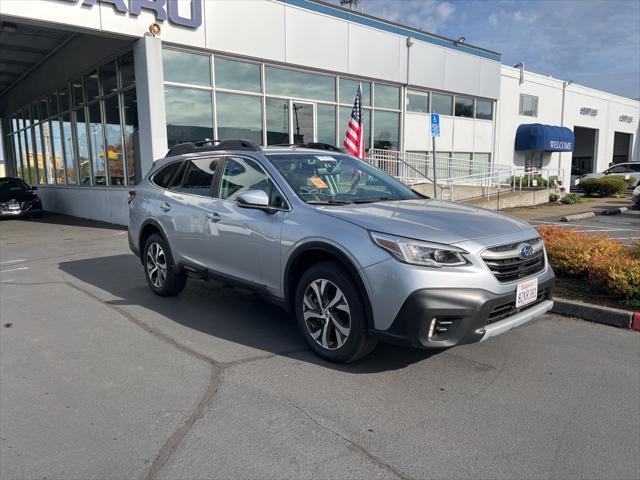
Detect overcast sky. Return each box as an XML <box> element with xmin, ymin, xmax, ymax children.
<box><xmin>327</xmin><ymin>0</ymin><xmax>640</xmax><ymax>99</ymax></box>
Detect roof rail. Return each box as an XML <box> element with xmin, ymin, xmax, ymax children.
<box><xmin>165</xmin><ymin>139</ymin><xmax>261</xmax><ymax>157</ymax></box>
<box><xmin>269</xmin><ymin>142</ymin><xmax>343</xmax><ymax>152</ymax></box>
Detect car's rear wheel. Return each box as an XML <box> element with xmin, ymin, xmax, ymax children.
<box><xmin>143</xmin><ymin>233</ymin><xmax>187</xmax><ymax>296</ymax></box>
<box><xmin>295</xmin><ymin>261</ymin><xmax>377</xmax><ymax>363</ymax></box>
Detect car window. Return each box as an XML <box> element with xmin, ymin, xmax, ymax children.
<box><xmin>607</xmin><ymin>165</ymin><xmax>627</xmax><ymax>174</ymax></box>
<box><xmin>180</xmin><ymin>158</ymin><xmax>217</xmax><ymax>196</ymax></box>
<box><xmin>152</xmin><ymin>162</ymin><xmax>182</xmax><ymax>188</ymax></box>
<box><xmin>219</xmin><ymin>156</ymin><xmax>287</xmax><ymax>209</ymax></box>
<box><xmin>0</xmin><ymin>178</ymin><xmax>29</xmax><ymax>192</ymax></box>
<box><xmin>627</xmin><ymin>164</ymin><xmax>640</xmax><ymax>172</ymax></box>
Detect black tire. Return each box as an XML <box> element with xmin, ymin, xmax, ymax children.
<box><xmin>295</xmin><ymin>261</ymin><xmax>377</xmax><ymax>363</ymax></box>
<box><xmin>143</xmin><ymin>233</ymin><xmax>187</xmax><ymax>297</ymax></box>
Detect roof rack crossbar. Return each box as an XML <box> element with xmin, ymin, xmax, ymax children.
<box><xmin>166</xmin><ymin>138</ymin><xmax>260</xmax><ymax>157</ymax></box>
<box><xmin>269</xmin><ymin>142</ymin><xmax>343</xmax><ymax>152</ymax></box>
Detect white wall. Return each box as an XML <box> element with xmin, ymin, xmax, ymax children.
<box><xmin>36</xmin><ymin>186</ymin><xmax>129</xmax><ymax>225</ymax></box>
<box><xmin>497</xmin><ymin>65</ymin><xmax>640</xmax><ymax>189</ymax></box>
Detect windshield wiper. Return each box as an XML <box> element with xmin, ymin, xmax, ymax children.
<box><xmin>306</xmin><ymin>200</ymin><xmax>354</xmax><ymax>205</ymax></box>
<box><xmin>352</xmin><ymin>197</ymin><xmax>392</xmax><ymax>204</ymax></box>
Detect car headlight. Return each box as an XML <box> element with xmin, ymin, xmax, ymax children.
<box><xmin>370</xmin><ymin>232</ymin><xmax>468</xmax><ymax>268</ymax></box>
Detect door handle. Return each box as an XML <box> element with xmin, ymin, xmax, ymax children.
<box><xmin>207</xmin><ymin>212</ymin><xmax>221</xmax><ymax>223</ymax></box>
<box><xmin>160</xmin><ymin>202</ymin><xmax>171</xmax><ymax>212</ymax></box>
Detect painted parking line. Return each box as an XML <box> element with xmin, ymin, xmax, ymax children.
<box><xmin>0</xmin><ymin>267</ymin><xmax>30</xmax><ymax>273</ymax></box>
<box><xmin>0</xmin><ymin>258</ymin><xmax>27</xmax><ymax>265</ymax></box>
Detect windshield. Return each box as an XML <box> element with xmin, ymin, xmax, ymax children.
<box><xmin>265</xmin><ymin>153</ymin><xmax>421</xmax><ymax>204</ymax></box>
<box><xmin>0</xmin><ymin>178</ymin><xmax>29</xmax><ymax>193</ymax></box>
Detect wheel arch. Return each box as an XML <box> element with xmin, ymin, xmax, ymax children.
<box><xmin>138</xmin><ymin>220</ymin><xmax>170</xmax><ymax>265</ymax></box>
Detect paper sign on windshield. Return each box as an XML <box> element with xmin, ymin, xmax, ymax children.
<box><xmin>310</xmin><ymin>177</ymin><xmax>328</xmax><ymax>189</ymax></box>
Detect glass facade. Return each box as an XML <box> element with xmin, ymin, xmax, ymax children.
<box><xmin>407</xmin><ymin>90</ymin><xmax>429</xmax><ymax>113</ymax></box>
<box><xmin>5</xmin><ymin>50</ymin><xmax>139</xmax><ymax>187</ymax></box>
<box><xmin>455</xmin><ymin>96</ymin><xmax>474</xmax><ymax>117</ymax></box>
<box><xmin>431</xmin><ymin>93</ymin><xmax>453</xmax><ymax>116</ymax></box>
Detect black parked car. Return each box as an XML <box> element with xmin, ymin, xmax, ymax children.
<box><xmin>0</xmin><ymin>177</ymin><xmax>43</xmax><ymax>218</ymax></box>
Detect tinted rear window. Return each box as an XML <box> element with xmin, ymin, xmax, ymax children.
<box><xmin>153</xmin><ymin>162</ymin><xmax>182</xmax><ymax>188</ymax></box>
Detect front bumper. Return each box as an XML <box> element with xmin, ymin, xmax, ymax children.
<box><xmin>0</xmin><ymin>201</ymin><xmax>42</xmax><ymax>217</ymax></box>
<box><xmin>369</xmin><ymin>275</ymin><xmax>555</xmax><ymax>349</ymax></box>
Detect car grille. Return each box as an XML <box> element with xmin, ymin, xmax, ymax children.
<box><xmin>480</xmin><ymin>237</ymin><xmax>545</xmax><ymax>283</ymax></box>
<box><xmin>487</xmin><ymin>288</ymin><xmax>549</xmax><ymax>325</ymax></box>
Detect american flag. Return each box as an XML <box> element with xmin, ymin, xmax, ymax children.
<box><xmin>343</xmin><ymin>83</ymin><xmax>365</xmax><ymax>159</ymax></box>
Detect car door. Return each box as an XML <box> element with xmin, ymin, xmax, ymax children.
<box><xmin>203</xmin><ymin>155</ymin><xmax>288</xmax><ymax>295</ymax></box>
<box><xmin>157</xmin><ymin>156</ymin><xmax>221</xmax><ymax>269</ymax></box>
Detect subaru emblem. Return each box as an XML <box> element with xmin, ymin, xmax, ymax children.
<box><xmin>518</xmin><ymin>243</ymin><xmax>534</xmax><ymax>259</ymax></box>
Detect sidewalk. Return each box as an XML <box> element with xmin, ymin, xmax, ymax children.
<box><xmin>503</xmin><ymin>195</ymin><xmax>633</xmax><ymax>221</ymax></box>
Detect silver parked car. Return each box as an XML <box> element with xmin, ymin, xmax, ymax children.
<box><xmin>128</xmin><ymin>140</ymin><xmax>555</xmax><ymax>362</ymax></box>
<box><xmin>632</xmin><ymin>185</ymin><xmax>640</xmax><ymax>206</ymax></box>
<box><xmin>576</xmin><ymin>162</ymin><xmax>640</xmax><ymax>187</ymax></box>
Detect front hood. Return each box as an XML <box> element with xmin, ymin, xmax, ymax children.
<box><xmin>315</xmin><ymin>199</ymin><xmax>534</xmax><ymax>244</ymax></box>
<box><xmin>0</xmin><ymin>190</ymin><xmax>37</xmax><ymax>202</ymax></box>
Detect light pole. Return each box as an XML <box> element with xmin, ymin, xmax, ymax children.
<box><xmin>560</xmin><ymin>80</ymin><xmax>573</xmax><ymax>188</ymax></box>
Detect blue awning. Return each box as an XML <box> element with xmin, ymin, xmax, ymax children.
<box><xmin>515</xmin><ymin>124</ymin><xmax>575</xmax><ymax>152</ymax></box>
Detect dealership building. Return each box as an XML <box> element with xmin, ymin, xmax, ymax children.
<box><xmin>1</xmin><ymin>0</ymin><xmax>638</xmax><ymax>225</ymax></box>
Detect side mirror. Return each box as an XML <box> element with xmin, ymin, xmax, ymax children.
<box><xmin>236</xmin><ymin>189</ymin><xmax>272</xmax><ymax>212</ymax></box>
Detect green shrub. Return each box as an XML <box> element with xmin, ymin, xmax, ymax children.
<box><xmin>608</xmin><ymin>175</ymin><xmax>635</xmax><ymax>188</ymax></box>
<box><xmin>581</xmin><ymin>176</ymin><xmax>628</xmax><ymax>197</ymax></box>
<box><xmin>560</xmin><ymin>193</ymin><xmax>580</xmax><ymax>204</ymax></box>
<box><xmin>549</xmin><ymin>192</ymin><xmax>560</xmax><ymax>202</ymax></box>
<box><xmin>511</xmin><ymin>174</ymin><xmax>556</xmax><ymax>188</ymax></box>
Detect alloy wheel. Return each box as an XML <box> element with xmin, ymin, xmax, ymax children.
<box><xmin>302</xmin><ymin>279</ymin><xmax>351</xmax><ymax>350</ymax></box>
<box><xmin>146</xmin><ymin>242</ymin><xmax>167</xmax><ymax>288</ymax></box>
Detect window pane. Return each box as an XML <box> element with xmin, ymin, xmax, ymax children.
<box><xmin>474</xmin><ymin>153</ymin><xmax>491</xmax><ymax>163</ymax></box>
<box><xmin>88</xmin><ymin>103</ymin><xmax>106</xmax><ymax>185</ymax></box>
<box><xmin>216</xmin><ymin>92</ymin><xmax>262</xmax><ymax>145</ymax></box>
<box><xmin>265</xmin><ymin>66</ymin><xmax>335</xmax><ymax>101</ymax></box>
<box><xmin>62</xmin><ymin>112</ymin><xmax>77</xmax><ymax>184</ymax></box>
<box><xmin>266</xmin><ymin>98</ymin><xmax>289</xmax><ymax>145</ymax></box>
<box><xmin>520</xmin><ymin>94</ymin><xmax>538</xmax><ymax>117</ymax></box>
<box><xmin>122</xmin><ymin>90</ymin><xmax>139</xmax><ymax>185</ymax></box>
<box><xmin>32</xmin><ymin>103</ymin><xmax>40</xmax><ymax>124</ymax></box>
<box><xmin>51</xmin><ymin>118</ymin><xmax>65</xmax><ymax>184</ymax></box>
<box><xmin>163</xmin><ymin>49</ymin><xmax>211</xmax><ymax>87</ymax></box>
<box><xmin>373</xmin><ymin>111</ymin><xmax>399</xmax><ymax>150</ymax></box>
<box><xmin>40</xmin><ymin>121</ymin><xmax>55</xmax><ymax>184</ymax></box>
<box><xmin>100</xmin><ymin>61</ymin><xmax>118</xmax><ymax>95</ymax></box>
<box><xmin>104</xmin><ymin>95</ymin><xmax>124</xmax><ymax>186</ymax></box>
<box><xmin>475</xmin><ymin>100</ymin><xmax>493</xmax><ymax>120</ymax></box>
<box><xmin>339</xmin><ymin>79</ymin><xmax>371</xmax><ymax>106</ymax></box>
<box><xmin>214</xmin><ymin>57</ymin><xmax>260</xmax><ymax>93</ymax></box>
<box><xmin>317</xmin><ymin>104</ymin><xmax>336</xmax><ymax>146</ymax></box>
<box><xmin>12</xmin><ymin>134</ymin><xmax>25</xmax><ymax>180</ymax></box>
<box><xmin>85</xmin><ymin>71</ymin><xmax>100</xmax><ymax>101</ymax></box>
<box><xmin>75</xmin><ymin>108</ymin><xmax>91</xmax><ymax>185</ymax></box>
<box><xmin>165</xmin><ymin>86</ymin><xmax>213</xmax><ymax>147</ymax></box>
<box><xmin>24</xmin><ymin>128</ymin><xmax>36</xmax><ymax>184</ymax></box>
<box><xmin>181</xmin><ymin>158</ymin><xmax>216</xmax><ymax>196</ymax></box>
<box><xmin>118</xmin><ymin>51</ymin><xmax>135</xmax><ymax>87</ymax></box>
<box><xmin>40</xmin><ymin>99</ymin><xmax>49</xmax><ymax>120</ymax></box>
<box><xmin>455</xmin><ymin>96</ymin><xmax>474</xmax><ymax>117</ymax></box>
<box><xmin>153</xmin><ymin>162</ymin><xmax>182</xmax><ymax>188</ymax></box>
<box><xmin>339</xmin><ymin>107</ymin><xmax>370</xmax><ymax>149</ymax></box>
<box><xmin>33</xmin><ymin>124</ymin><xmax>45</xmax><ymax>184</ymax></box>
<box><xmin>23</xmin><ymin>107</ymin><xmax>31</xmax><ymax>128</ymax></box>
<box><xmin>59</xmin><ymin>86</ymin><xmax>71</xmax><ymax>112</ymax></box>
<box><xmin>374</xmin><ymin>84</ymin><xmax>400</xmax><ymax>109</ymax></box>
<box><xmin>431</xmin><ymin>93</ymin><xmax>452</xmax><ymax>116</ymax></box>
<box><xmin>407</xmin><ymin>90</ymin><xmax>429</xmax><ymax>113</ymax></box>
<box><xmin>72</xmin><ymin>78</ymin><xmax>84</xmax><ymax>108</ymax></box>
<box><xmin>219</xmin><ymin>156</ymin><xmax>282</xmax><ymax>208</ymax></box>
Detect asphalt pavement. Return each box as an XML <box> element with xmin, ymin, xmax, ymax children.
<box><xmin>1</xmin><ymin>214</ymin><xmax>639</xmax><ymax>480</ymax></box>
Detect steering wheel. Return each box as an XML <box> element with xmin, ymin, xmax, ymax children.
<box><xmin>299</xmin><ymin>186</ymin><xmax>321</xmax><ymax>195</ymax></box>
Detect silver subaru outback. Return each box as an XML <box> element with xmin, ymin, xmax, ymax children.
<box><xmin>128</xmin><ymin>139</ymin><xmax>554</xmax><ymax>363</ymax></box>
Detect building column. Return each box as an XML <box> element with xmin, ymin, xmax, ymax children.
<box><xmin>133</xmin><ymin>33</ymin><xmax>167</xmax><ymax>176</ymax></box>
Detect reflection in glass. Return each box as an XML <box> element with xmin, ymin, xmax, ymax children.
<box><xmin>41</xmin><ymin>121</ymin><xmax>55</xmax><ymax>184</ymax></box>
<box><xmin>407</xmin><ymin>90</ymin><xmax>429</xmax><ymax>113</ymax></box>
<box><xmin>59</xmin><ymin>86</ymin><xmax>70</xmax><ymax>112</ymax></box>
<box><xmin>431</xmin><ymin>93</ymin><xmax>453</xmax><ymax>116</ymax></box>
<box><xmin>291</xmin><ymin>102</ymin><xmax>313</xmax><ymax>144</ymax></box>
<box><xmin>317</xmin><ymin>104</ymin><xmax>336</xmax><ymax>146</ymax></box>
<box><xmin>88</xmin><ymin>103</ymin><xmax>106</xmax><ymax>185</ymax></box>
<box><xmin>163</xmin><ymin>49</ymin><xmax>211</xmax><ymax>87</ymax></box>
<box><xmin>85</xmin><ymin>71</ymin><xmax>100</xmax><ymax>101</ymax></box>
<box><xmin>23</xmin><ymin>128</ymin><xmax>36</xmax><ymax>185</ymax></box>
<box><xmin>475</xmin><ymin>100</ymin><xmax>493</xmax><ymax>120</ymax></box>
<box><xmin>40</xmin><ymin>99</ymin><xmax>48</xmax><ymax>120</ymax></box>
<box><xmin>339</xmin><ymin>79</ymin><xmax>370</xmax><ymax>106</ymax></box>
<box><xmin>62</xmin><ymin>112</ymin><xmax>77</xmax><ymax>184</ymax></box>
<box><xmin>75</xmin><ymin>108</ymin><xmax>91</xmax><ymax>185</ymax></box>
<box><xmin>165</xmin><ymin>86</ymin><xmax>213</xmax><ymax>147</ymax></box>
<box><xmin>339</xmin><ymin>107</ymin><xmax>370</xmax><ymax>149</ymax></box>
<box><xmin>122</xmin><ymin>90</ymin><xmax>139</xmax><ymax>185</ymax></box>
<box><xmin>33</xmin><ymin>124</ymin><xmax>46</xmax><ymax>184</ymax></box>
<box><xmin>266</xmin><ymin>98</ymin><xmax>289</xmax><ymax>145</ymax></box>
<box><xmin>118</xmin><ymin>51</ymin><xmax>135</xmax><ymax>87</ymax></box>
<box><xmin>266</xmin><ymin>67</ymin><xmax>334</xmax><ymax>101</ymax></box>
<box><xmin>374</xmin><ymin>84</ymin><xmax>400</xmax><ymax>110</ymax></box>
<box><xmin>104</xmin><ymin>96</ymin><xmax>124</xmax><ymax>186</ymax></box>
<box><xmin>31</xmin><ymin>103</ymin><xmax>40</xmax><ymax>124</ymax></box>
<box><xmin>100</xmin><ymin>61</ymin><xmax>118</xmax><ymax>95</ymax></box>
<box><xmin>215</xmin><ymin>57</ymin><xmax>260</xmax><ymax>93</ymax></box>
<box><xmin>12</xmin><ymin>134</ymin><xmax>24</xmax><ymax>180</ymax></box>
<box><xmin>51</xmin><ymin>118</ymin><xmax>65</xmax><ymax>184</ymax></box>
<box><xmin>72</xmin><ymin>78</ymin><xmax>84</xmax><ymax>108</ymax></box>
<box><xmin>23</xmin><ymin>107</ymin><xmax>31</xmax><ymax>128</ymax></box>
<box><xmin>373</xmin><ymin>111</ymin><xmax>399</xmax><ymax>150</ymax></box>
<box><xmin>216</xmin><ymin>92</ymin><xmax>262</xmax><ymax>145</ymax></box>
<box><xmin>455</xmin><ymin>96</ymin><xmax>474</xmax><ymax>117</ymax></box>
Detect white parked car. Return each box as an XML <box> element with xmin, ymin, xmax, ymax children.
<box><xmin>633</xmin><ymin>185</ymin><xmax>640</xmax><ymax>206</ymax></box>
<box><xmin>576</xmin><ymin>162</ymin><xmax>640</xmax><ymax>188</ymax></box>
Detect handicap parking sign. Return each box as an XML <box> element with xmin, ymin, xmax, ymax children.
<box><xmin>431</xmin><ymin>113</ymin><xmax>440</xmax><ymax>137</ymax></box>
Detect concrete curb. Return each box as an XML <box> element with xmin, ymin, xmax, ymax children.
<box><xmin>551</xmin><ymin>297</ymin><xmax>636</xmax><ymax>329</ymax></box>
<box><xmin>601</xmin><ymin>206</ymin><xmax>629</xmax><ymax>215</ymax></box>
<box><xmin>561</xmin><ymin>205</ymin><xmax>630</xmax><ymax>222</ymax></box>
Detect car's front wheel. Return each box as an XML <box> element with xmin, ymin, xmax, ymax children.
<box><xmin>295</xmin><ymin>261</ymin><xmax>377</xmax><ymax>363</ymax></box>
<box><xmin>143</xmin><ymin>233</ymin><xmax>187</xmax><ymax>296</ymax></box>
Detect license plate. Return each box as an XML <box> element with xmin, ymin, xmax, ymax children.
<box><xmin>516</xmin><ymin>278</ymin><xmax>538</xmax><ymax>309</ymax></box>
<box><xmin>8</xmin><ymin>204</ymin><xmax>19</xmax><ymax>210</ymax></box>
